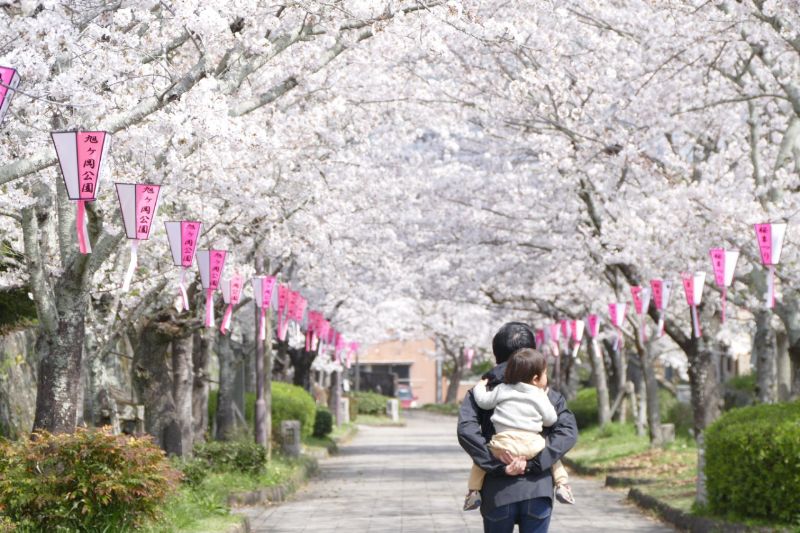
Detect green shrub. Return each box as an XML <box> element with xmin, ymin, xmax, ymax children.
<box><xmin>350</xmin><ymin>391</ymin><xmax>391</xmax><ymax>415</ymax></box>
<box><xmin>725</xmin><ymin>374</ymin><xmax>757</xmax><ymax>393</ymax></box>
<box><xmin>705</xmin><ymin>401</ymin><xmax>800</xmax><ymax>523</ymax></box>
<box><xmin>0</xmin><ymin>428</ymin><xmax>180</xmax><ymax>531</ymax></box>
<box><xmin>664</xmin><ymin>400</ymin><xmax>694</xmax><ymax>438</ymax></box>
<box><xmin>172</xmin><ymin>457</ymin><xmax>209</xmax><ymax>488</ymax></box>
<box><xmin>569</xmin><ymin>387</ymin><xmax>599</xmax><ymax>429</ymax></box>
<box><xmin>194</xmin><ymin>440</ymin><xmax>267</xmax><ymax>476</ymax></box>
<box><xmin>313</xmin><ymin>407</ymin><xmax>333</xmax><ymax>438</ymax></box>
<box><xmin>348</xmin><ymin>396</ymin><xmax>359</xmax><ymax>422</ymax></box>
<box><xmin>272</xmin><ymin>381</ymin><xmax>316</xmax><ymax>439</ymax></box>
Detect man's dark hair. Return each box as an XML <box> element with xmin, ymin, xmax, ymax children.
<box><xmin>504</xmin><ymin>348</ymin><xmax>547</xmax><ymax>385</ymax></box>
<box><xmin>492</xmin><ymin>321</ymin><xmax>536</xmax><ymax>364</ymax></box>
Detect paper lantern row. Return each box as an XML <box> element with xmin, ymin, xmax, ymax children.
<box><xmin>46</xmin><ymin>130</ymin><xmax>356</xmax><ymax>356</ymax></box>
<box><xmin>542</xmin><ymin>223</ymin><xmax>786</xmax><ymax>351</ymax></box>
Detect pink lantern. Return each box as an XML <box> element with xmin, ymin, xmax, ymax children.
<box><xmin>630</xmin><ymin>286</ymin><xmax>651</xmax><ymax>341</ymax></box>
<box><xmin>681</xmin><ymin>272</ymin><xmax>705</xmax><ymax>338</ymax></box>
<box><xmin>51</xmin><ymin>131</ymin><xmax>111</xmax><ymax>254</ymax></box>
<box><xmin>463</xmin><ymin>347</ymin><xmax>475</xmax><ymax>369</ymax></box>
<box><xmin>560</xmin><ymin>319</ymin><xmax>570</xmax><ymax>342</ymax></box>
<box><xmin>754</xmin><ymin>223</ymin><xmax>787</xmax><ymax>309</ymax></box>
<box><xmin>709</xmin><ymin>248</ymin><xmax>739</xmax><ymax>322</ymax></box>
<box><xmin>586</xmin><ymin>314</ymin><xmax>600</xmax><ymax>338</ymax></box>
<box><xmin>165</xmin><ymin>221</ymin><xmax>202</xmax><ymax>311</ymax></box>
<box><xmin>115</xmin><ymin>183</ymin><xmax>161</xmax><ymax>291</ymax></box>
<box><xmin>252</xmin><ymin>276</ymin><xmax>277</xmax><ymax>341</ymax></box>
<box><xmin>547</xmin><ymin>323</ymin><xmax>561</xmax><ymax>354</ymax></box>
<box><xmin>276</xmin><ymin>285</ymin><xmax>290</xmax><ymax>341</ymax></box>
<box><xmin>220</xmin><ymin>275</ymin><xmax>243</xmax><ymax>335</ymax></box>
<box><xmin>535</xmin><ymin>329</ymin><xmax>545</xmax><ymax>348</ymax></box>
<box><xmin>305</xmin><ymin>310</ymin><xmax>320</xmax><ymax>351</ymax></box>
<box><xmin>608</xmin><ymin>303</ymin><xmax>627</xmax><ymax>351</ymax></box>
<box><xmin>650</xmin><ymin>279</ymin><xmax>673</xmax><ymax>337</ymax></box>
<box><xmin>0</xmin><ymin>66</ymin><xmax>21</xmax><ymax>126</ymax></box>
<box><xmin>197</xmin><ymin>249</ymin><xmax>227</xmax><ymax>328</ymax></box>
<box><xmin>570</xmin><ymin>319</ymin><xmax>585</xmax><ymax>358</ymax></box>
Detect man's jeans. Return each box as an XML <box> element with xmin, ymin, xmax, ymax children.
<box><xmin>481</xmin><ymin>497</ymin><xmax>552</xmax><ymax>533</ymax></box>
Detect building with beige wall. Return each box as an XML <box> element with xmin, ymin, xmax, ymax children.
<box><xmin>359</xmin><ymin>338</ymin><xmax>438</xmax><ymax>405</ymax></box>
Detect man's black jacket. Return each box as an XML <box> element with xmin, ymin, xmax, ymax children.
<box><xmin>456</xmin><ymin>362</ymin><xmax>578</xmax><ymax>513</ymax></box>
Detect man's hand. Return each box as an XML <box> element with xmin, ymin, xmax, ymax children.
<box><xmin>504</xmin><ymin>457</ymin><xmax>527</xmax><ymax>476</ymax></box>
<box><xmin>495</xmin><ymin>449</ymin><xmax>515</xmax><ymax>465</ymax></box>
<box><xmin>496</xmin><ymin>449</ymin><xmax>527</xmax><ymax>475</ymax></box>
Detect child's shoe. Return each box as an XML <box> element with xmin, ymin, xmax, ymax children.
<box><xmin>555</xmin><ymin>484</ymin><xmax>575</xmax><ymax>505</ymax></box>
<box><xmin>463</xmin><ymin>490</ymin><xmax>481</xmax><ymax>511</ymax></box>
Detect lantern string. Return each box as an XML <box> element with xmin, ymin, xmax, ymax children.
<box><xmin>0</xmin><ymin>80</ymin><xmax>95</xmax><ymax>107</ymax></box>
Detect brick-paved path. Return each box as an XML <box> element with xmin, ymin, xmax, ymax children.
<box><xmin>238</xmin><ymin>411</ymin><xmax>674</xmax><ymax>532</ymax></box>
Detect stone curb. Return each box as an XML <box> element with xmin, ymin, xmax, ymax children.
<box><xmin>560</xmin><ymin>456</ymin><xmax>604</xmax><ymax>476</ymax></box>
<box><xmin>224</xmin><ymin>517</ymin><xmax>252</xmax><ymax>533</ymax></box>
<box><xmin>604</xmin><ymin>475</ymin><xmax>658</xmax><ymax>488</ymax></box>
<box><xmin>627</xmin><ymin>488</ymin><xmax>783</xmax><ymax>533</ymax></box>
<box><xmin>227</xmin><ymin>457</ymin><xmax>320</xmax><ymax>507</ymax></box>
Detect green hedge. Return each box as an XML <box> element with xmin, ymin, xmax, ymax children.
<box><xmin>705</xmin><ymin>401</ymin><xmax>800</xmax><ymax>523</ymax></box>
<box><xmin>272</xmin><ymin>382</ymin><xmax>316</xmax><ymax>439</ymax></box>
<box><xmin>350</xmin><ymin>391</ymin><xmax>391</xmax><ymax>415</ymax></box>
<box><xmin>569</xmin><ymin>387</ymin><xmax>599</xmax><ymax>429</ymax></box>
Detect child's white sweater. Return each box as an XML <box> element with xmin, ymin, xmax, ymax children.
<box><xmin>473</xmin><ymin>381</ymin><xmax>557</xmax><ymax>434</ymax></box>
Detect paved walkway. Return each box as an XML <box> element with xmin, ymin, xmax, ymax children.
<box><xmin>238</xmin><ymin>412</ymin><xmax>674</xmax><ymax>532</ymax></box>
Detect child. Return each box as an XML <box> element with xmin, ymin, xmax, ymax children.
<box><xmin>463</xmin><ymin>348</ymin><xmax>574</xmax><ymax>511</ymax></box>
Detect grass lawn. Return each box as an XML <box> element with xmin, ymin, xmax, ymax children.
<box><xmin>568</xmin><ymin>423</ymin><xmax>697</xmax><ymax>513</ymax></box>
<box><xmin>421</xmin><ymin>403</ymin><xmax>460</xmax><ymax>416</ymax></box>
<box><xmin>356</xmin><ymin>414</ymin><xmax>406</xmax><ymax>426</ymax></box>
<box><xmin>143</xmin><ymin>455</ymin><xmax>310</xmax><ymax>532</ymax></box>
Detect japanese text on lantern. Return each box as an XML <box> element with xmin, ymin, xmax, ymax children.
<box><xmin>76</xmin><ymin>133</ymin><xmax>105</xmax><ymax>199</ymax></box>
<box><xmin>181</xmin><ymin>222</ymin><xmax>200</xmax><ymax>267</ymax></box>
<box><xmin>135</xmin><ymin>185</ymin><xmax>158</xmax><ymax>239</ymax></box>
<box><xmin>231</xmin><ymin>277</ymin><xmax>243</xmax><ymax>303</ymax></box>
<box><xmin>208</xmin><ymin>251</ymin><xmax>225</xmax><ymax>290</ymax></box>
<box><xmin>710</xmin><ymin>249</ymin><xmax>726</xmax><ymax>286</ymax></box>
<box><xmin>755</xmin><ymin>224</ymin><xmax>772</xmax><ymax>264</ymax></box>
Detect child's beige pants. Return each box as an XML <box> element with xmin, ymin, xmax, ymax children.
<box><xmin>468</xmin><ymin>429</ymin><xmax>568</xmax><ymax>491</ymax></box>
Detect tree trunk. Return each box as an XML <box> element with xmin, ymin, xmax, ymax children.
<box><xmin>686</xmin><ymin>333</ymin><xmax>722</xmax><ymax>436</ymax></box>
<box><xmin>561</xmin><ymin>348</ymin><xmax>579</xmax><ymax>401</ymax></box>
<box><xmin>588</xmin><ymin>338</ymin><xmax>611</xmax><ymax>427</ymax></box>
<box><xmin>637</xmin><ymin>376</ymin><xmax>647</xmax><ymax>437</ymax></box>
<box><xmin>216</xmin><ymin>332</ymin><xmax>237</xmax><ymax>440</ymax></box>
<box><xmin>172</xmin><ymin>335</ymin><xmax>194</xmax><ymax>457</ymax></box>
<box><xmin>132</xmin><ymin>312</ymin><xmax>185</xmax><ymax>455</ymax></box>
<box><xmin>192</xmin><ymin>330</ymin><xmax>211</xmax><ymax>444</ymax></box>
<box><xmin>264</xmin><ymin>310</ymin><xmax>274</xmax><ymax>455</ymax></box>
<box><xmin>610</xmin><ymin>343</ymin><xmax>627</xmax><ymax>423</ymax></box>
<box><xmin>635</xmin><ymin>337</ymin><xmax>663</xmax><ymax>446</ymax></box>
<box><xmin>775</xmin><ymin>330</ymin><xmax>792</xmax><ymax>401</ymax></box>
<box><xmin>329</xmin><ymin>370</ymin><xmax>342</xmax><ymax>425</ymax></box>
<box><xmin>775</xmin><ymin>301</ymin><xmax>800</xmax><ymax>399</ymax></box>
<box><xmin>445</xmin><ymin>366</ymin><xmax>462</xmax><ymax>403</ymax></box>
<box><xmin>33</xmin><ymin>311</ymin><xmax>85</xmax><ymax>433</ymax></box>
<box><xmin>290</xmin><ymin>347</ymin><xmax>316</xmax><ymax>392</ymax></box>
<box><xmin>753</xmin><ymin>309</ymin><xmax>777</xmax><ymax>403</ymax></box>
